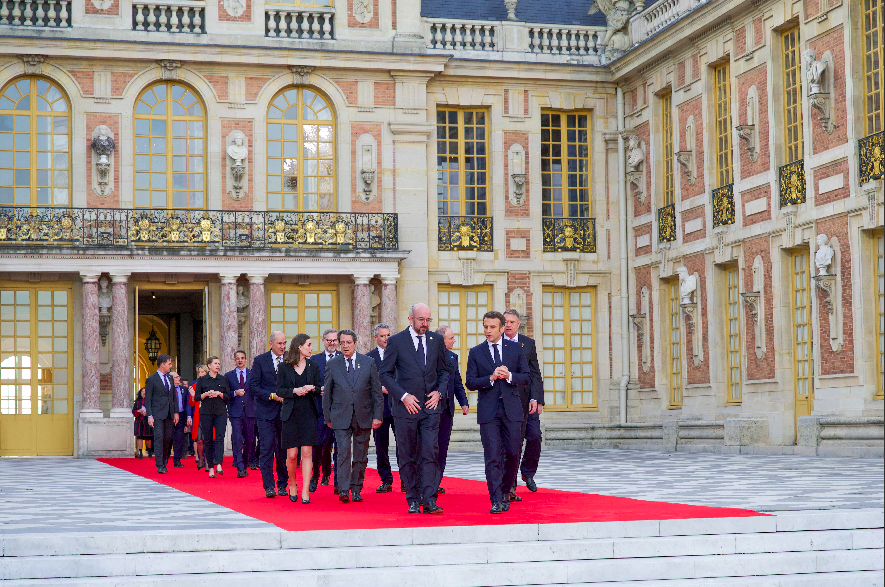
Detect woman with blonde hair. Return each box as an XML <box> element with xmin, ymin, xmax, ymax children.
<box><xmin>188</xmin><ymin>364</ymin><xmax>208</xmax><ymax>470</ymax></box>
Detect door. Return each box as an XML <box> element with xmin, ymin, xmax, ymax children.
<box><xmin>791</xmin><ymin>251</ymin><xmax>814</xmax><ymax>423</ymax></box>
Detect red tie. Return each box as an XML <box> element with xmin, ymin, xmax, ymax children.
<box><xmin>239</xmin><ymin>371</ymin><xmax>245</xmax><ymax>388</ymax></box>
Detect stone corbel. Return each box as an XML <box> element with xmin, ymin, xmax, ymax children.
<box><xmin>158</xmin><ymin>60</ymin><xmax>181</xmax><ymax>80</ymax></box>
<box><xmin>625</xmin><ymin>133</ymin><xmax>646</xmax><ymax>203</ymax></box>
<box><xmin>627</xmin><ymin>170</ymin><xmax>644</xmax><ymax>203</ymax></box>
<box><xmin>680</xmin><ymin>301</ymin><xmax>702</xmax><ymax>366</ymax></box>
<box><xmin>20</xmin><ymin>54</ymin><xmax>45</xmax><ymax>74</ymax></box>
<box><xmin>813</xmin><ymin>236</ymin><xmax>842</xmax><ymax>352</ymax></box>
<box><xmin>805</xmin><ymin>50</ymin><xmax>835</xmax><ymax>134</ymax></box>
<box><xmin>509</xmin><ymin>143</ymin><xmax>527</xmax><ymax>207</ymax></box>
<box><xmin>356</xmin><ymin>134</ymin><xmax>377</xmax><ymax>204</ymax></box>
<box><xmin>676</xmin><ymin>116</ymin><xmax>696</xmax><ymax>185</ymax></box>
<box><xmin>630</xmin><ymin>314</ymin><xmax>649</xmax><ymax>373</ymax></box>
<box><xmin>735</xmin><ymin>85</ymin><xmax>760</xmax><ymax>162</ymax></box>
<box><xmin>809</xmin><ymin>93</ymin><xmax>834</xmax><ymax>134</ymax></box>
<box><xmin>290</xmin><ymin>65</ymin><xmax>314</xmax><ymax>85</ymax></box>
<box><xmin>741</xmin><ymin>255</ymin><xmax>767</xmax><ymax>359</ymax></box>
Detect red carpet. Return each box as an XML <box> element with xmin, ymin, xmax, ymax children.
<box><xmin>99</xmin><ymin>456</ymin><xmax>768</xmax><ymax>531</ymax></box>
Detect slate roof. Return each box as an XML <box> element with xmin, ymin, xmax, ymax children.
<box><xmin>421</xmin><ymin>0</ymin><xmax>609</xmax><ymax>28</ymax></box>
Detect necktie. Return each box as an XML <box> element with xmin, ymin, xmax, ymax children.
<box><xmin>416</xmin><ymin>335</ymin><xmax>426</xmax><ymax>369</ymax></box>
<box><xmin>347</xmin><ymin>359</ymin><xmax>352</xmax><ymax>373</ymax></box>
<box><xmin>274</xmin><ymin>355</ymin><xmax>280</xmax><ymax>373</ymax></box>
<box><xmin>493</xmin><ymin>342</ymin><xmax>502</xmax><ymax>367</ymax></box>
<box><xmin>239</xmin><ymin>371</ymin><xmax>245</xmax><ymax>389</ymax></box>
<box><xmin>164</xmin><ymin>374</ymin><xmax>170</xmax><ymax>392</ymax></box>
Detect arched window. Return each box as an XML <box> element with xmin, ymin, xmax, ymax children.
<box><xmin>134</xmin><ymin>82</ymin><xmax>206</xmax><ymax>209</ymax></box>
<box><xmin>267</xmin><ymin>87</ymin><xmax>335</xmax><ymax>211</ymax></box>
<box><xmin>0</xmin><ymin>77</ymin><xmax>71</xmax><ymax>207</ymax></box>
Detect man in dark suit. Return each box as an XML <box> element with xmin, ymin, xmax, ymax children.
<box><xmin>144</xmin><ymin>354</ymin><xmax>178</xmax><ymax>474</ymax></box>
<box><xmin>434</xmin><ymin>325</ymin><xmax>469</xmax><ymax>495</ymax></box>
<box><xmin>465</xmin><ymin>311</ymin><xmax>531</xmax><ymax>514</ymax></box>
<box><xmin>323</xmin><ymin>329</ymin><xmax>383</xmax><ymax>503</ymax></box>
<box><xmin>170</xmin><ymin>372</ymin><xmax>189</xmax><ymax>468</ymax></box>
<box><xmin>225</xmin><ymin>350</ymin><xmax>254</xmax><ymax>478</ymax></box>
<box><xmin>366</xmin><ymin>323</ymin><xmax>395</xmax><ymax>493</ymax></box>
<box><xmin>310</xmin><ymin>328</ymin><xmax>340</xmax><ymax>493</ymax></box>
<box><xmin>247</xmin><ymin>331</ymin><xmax>289</xmax><ymax>498</ymax></box>
<box><xmin>379</xmin><ymin>303</ymin><xmax>449</xmax><ymax>515</ymax></box>
<box><xmin>503</xmin><ymin>309</ymin><xmax>544</xmax><ymax>497</ymax></box>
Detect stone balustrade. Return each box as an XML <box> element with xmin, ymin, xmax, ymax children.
<box><xmin>0</xmin><ymin>0</ymin><xmax>70</xmax><ymax>27</ymax></box>
<box><xmin>629</xmin><ymin>0</ymin><xmax>708</xmax><ymax>45</ymax></box>
<box><xmin>528</xmin><ymin>25</ymin><xmax>600</xmax><ymax>56</ymax></box>
<box><xmin>132</xmin><ymin>1</ymin><xmax>205</xmax><ymax>34</ymax></box>
<box><xmin>425</xmin><ymin>19</ymin><xmax>499</xmax><ymax>51</ymax></box>
<box><xmin>265</xmin><ymin>6</ymin><xmax>334</xmax><ymax>39</ymax></box>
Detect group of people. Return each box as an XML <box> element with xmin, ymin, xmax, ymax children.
<box><xmin>134</xmin><ymin>303</ymin><xmax>544</xmax><ymax>514</ymax></box>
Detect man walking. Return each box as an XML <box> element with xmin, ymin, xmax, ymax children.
<box><xmin>434</xmin><ymin>325</ymin><xmax>469</xmax><ymax>495</ymax></box>
<box><xmin>323</xmin><ymin>329</ymin><xmax>383</xmax><ymax>503</ymax></box>
<box><xmin>170</xmin><ymin>372</ymin><xmax>189</xmax><ymax>468</ymax></box>
<box><xmin>310</xmin><ymin>328</ymin><xmax>340</xmax><ymax>492</ymax></box>
<box><xmin>144</xmin><ymin>354</ymin><xmax>178</xmax><ymax>474</ymax></box>
<box><xmin>248</xmin><ymin>331</ymin><xmax>289</xmax><ymax>498</ymax></box>
<box><xmin>226</xmin><ymin>350</ymin><xmax>254</xmax><ymax>478</ymax></box>
<box><xmin>367</xmin><ymin>323</ymin><xmax>396</xmax><ymax>493</ymax></box>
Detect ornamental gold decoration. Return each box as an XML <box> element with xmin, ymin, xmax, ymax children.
<box><xmin>712</xmin><ymin>184</ymin><xmax>735</xmax><ymax>228</ymax></box>
<box><xmin>779</xmin><ymin>160</ymin><xmax>806</xmax><ymax>207</ymax></box>
<box><xmin>542</xmin><ymin>217</ymin><xmax>596</xmax><ymax>253</ymax></box>
<box><xmin>658</xmin><ymin>204</ymin><xmax>677</xmax><ymax>243</ymax></box>
<box><xmin>438</xmin><ymin>216</ymin><xmax>493</xmax><ymax>252</ymax></box>
<box><xmin>859</xmin><ymin>131</ymin><xmax>884</xmax><ymax>185</ymax></box>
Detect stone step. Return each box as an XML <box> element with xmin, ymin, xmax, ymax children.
<box><xmin>515</xmin><ymin>570</ymin><xmax>885</xmax><ymax>586</ymax></box>
<box><xmin>2</xmin><ymin>549</ymin><xmax>882</xmax><ymax>586</ymax></box>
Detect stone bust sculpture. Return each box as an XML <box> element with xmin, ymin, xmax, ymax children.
<box><xmin>803</xmin><ymin>50</ymin><xmax>827</xmax><ymax>94</ymax></box>
<box><xmin>626</xmin><ymin>135</ymin><xmax>644</xmax><ymax>171</ymax></box>
<box><xmin>227</xmin><ymin>134</ymin><xmax>247</xmax><ymax>165</ymax></box>
<box><xmin>676</xmin><ymin>266</ymin><xmax>697</xmax><ymax>304</ymax></box>
<box><xmin>815</xmin><ymin>233</ymin><xmax>834</xmax><ymax>275</ymax></box>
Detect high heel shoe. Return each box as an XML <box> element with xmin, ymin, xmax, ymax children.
<box><xmin>216</xmin><ymin>464</ymin><xmax>224</xmax><ymax>475</ymax></box>
<box><xmin>208</xmin><ymin>468</ymin><xmax>215</xmax><ymax>478</ymax></box>
<box><xmin>288</xmin><ymin>488</ymin><xmax>298</xmax><ymax>503</ymax></box>
<box><xmin>301</xmin><ymin>497</ymin><xmax>310</xmax><ymax>504</ymax></box>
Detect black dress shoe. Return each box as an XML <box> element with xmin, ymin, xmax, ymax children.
<box><xmin>333</xmin><ymin>485</ymin><xmax>340</xmax><ymax>495</ymax></box>
<box><xmin>352</xmin><ymin>490</ymin><xmax>363</xmax><ymax>502</ymax></box>
<box><xmin>339</xmin><ymin>491</ymin><xmax>350</xmax><ymax>503</ymax></box>
<box><xmin>157</xmin><ymin>467</ymin><xmax>167</xmax><ymax>474</ymax></box>
<box><xmin>376</xmin><ymin>483</ymin><xmax>392</xmax><ymax>493</ymax></box>
<box><xmin>237</xmin><ymin>469</ymin><xmax>247</xmax><ymax>478</ymax></box>
<box><xmin>173</xmin><ymin>461</ymin><xmax>184</xmax><ymax>468</ymax></box>
<box><xmin>288</xmin><ymin>489</ymin><xmax>299</xmax><ymax>503</ymax></box>
<box><xmin>509</xmin><ymin>490</ymin><xmax>522</xmax><ymax>502</ymax></box>
<box><xmin>436</xmin><ymin>486</ymin><xmax>446</xmax><ymax>495</ymax></box>
<box><xmin>502</xmin><ymin>499</ymin><xmax>511</xmax><ymax>512</ymax></box>
<box><xmin>407</xmin><ymin>501</ymin><xmax>420</xmax><ymax>514</ymax></box>
<box><xmin>320</xmin><ymin>476</ymin><xmax>330</xmax><ymax>487</ymax></box>
<box><xmin>400</xmin><ymin>480</ymin><xmax>406</xmax><ymax>492</ymax></box>
<box><xmin>422</xmin><ymin>500</ymin><xmax>443</xmax><ymax>515</ymax></box>
<box><xmin>277</xmin><ymin>487</ymin><xmax>287</xmax><ymax>496</ymax></box>
<box><xmin>490</xmin><ymin>503</ymin><xmax>503</xmax><ymax>514</ymax></box>
<box><xmin>301</xmin><ymin>497</ymin><xmax>310</xmax><ymax>505</ymax></box>
<box><xmin>265</xmin><ymin>488</ymin><xmax>276</xmax><ymax>498</ymax></box>
<box><xmin>309</xmin><ymin>478</ymin><xmax>318</xmax><ymax>493</ymax></box>
<box><xmin>249</xmin><ymin>463</ymin><xmax>259</xmax><ymax>471</ymax></box>
<box><xmin>523</xmin><ymin>476</ymin><xmax>538</xmax><ymax>492</ymax></box>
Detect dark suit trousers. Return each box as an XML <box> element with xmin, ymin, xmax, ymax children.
<box><xmin>200</xmin><ymin>413</ymin><xmax>227</xmax><ymax>466</ymax></box>
<box><xmin>334</xmin><ymin>414</ymin><xmax>372</xmax><ymax>493</ymax></box>
<box><xmin>394</xmin><ymin>411</ymin><xmax>441</xmax><ymax>503</ymax></box>
<box><xmin>257</xmin><ymin>417</ymin><xmax>288</xmax><ymax>490</ymax></box>
<box><xmin>172</xmin><ymin>411</ymin><xmax>187</xmax><ymax>463</ymax></box>
<box><xmin>437</xmin><ymin>407</ymin><xmax>455</xmax><ymax>482</ymax></box>
<box><xmin>152</xmin><ymin>417</ymin><xmax>174</xmax><ymax>469</ymax></box>
<box><xmin>520</xmin><ymin>411</ymin><xmax>542</xmax><ymax>480</ymax></box>
<box><xmin>249</xmin><ymin>423</ymin><xmax>259</xmax><ymax>466</ymax></box>
<box><xmin>230</xmin><ymin>416</ymin><xmax>255</xmax><ymax>471</ymax></box>
<box><xmin>312</xmin><ymin>423</ymin><xmax>334</xmax><ymax>481</ymax></box>
<box><xmin>479</xmin><ymin>399</ymin><xmax>522</xmax><ymax>504</ymax></box>
<box><xmin>372</xmin><ymin>416</ymin><xmax>395</xmax><ymax>484</ymax></box>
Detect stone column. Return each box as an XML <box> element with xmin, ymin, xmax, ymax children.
<box><xmin>248</xmin><ymin>274</ymin><xmax>267</xmax><ymax>362</ymax></box>
<box><xmin>220</xmin><ymin>275</ymin><xmax>240</xmax><ymax>373</ymax></box>
<box><xmin>109</xmin><ymin>273</ymin><xmax>131</xmax><ymax>416</ymax></box>
<box><xmin>80</xmin><ymin>272</ymin><xmax>102</xmax><ymax>416</ymax></box>
<box><xmin>353</xmin><ymin>275</ymin><xmax>372</xmax><ymax>354</ymax></box>
<box><xmin>380</xmin><ymin>276</ymin><xmax>399</xmax><ymax>332</ymax></box>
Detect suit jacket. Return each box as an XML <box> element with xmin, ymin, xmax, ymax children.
<box><xmin>276</xmin><ymin>359</ymin><xmax>322</xmax><ymax>422</ymax></box>
<box><xmin>247</xmin><ymin>350</ymin><xmax>284</xmax><ymax>421</ymax></box>
<box><xmin>225</xmin><ymin>368</ymin><xmax>255</xmax><ymax>419</ymax></box>
<box><xmin>366</xmin><ymin>347</ymin><xmax>392</xmax><ymax>419</ymax></box>
<box><xmin>144</xmin><ymin>371</ymin><xmax>176</xmax><ymax>420</ymax></box>
<box><xmin>379</xmin><ymin>327</ymin><xmax>450</xmax><ymax>420</ymax></box>
<box><xmin>173</xmin><ymin>386</ymin><xmax>189</xmax><ymax>415</ymax></box>
<box><xmin>323</xmin><ymin>353</ymin><xmax>383</xmax><ymax>429</ymax></box>
<box><xmin>442</xmin><ymin>350</ymin><xmax>469</xmax><ymax>416</ymax></box>
<box><xmin>311</xmin><ymin>350</ymin><xmax>341</xmax><ymax>419</ymax></box>
<box><xmin>509</xmin><ymin>335</ymin><xmax>544</xmax><ymax>413</ymax></box>
<box><xmin>465</xmin><ymin>338</ymin><xmax>531</xmax><ymax>425</ymax></box>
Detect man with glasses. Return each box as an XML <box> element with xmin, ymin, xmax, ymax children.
<box><xmin>310</xmin><ymin>328</ymin><xmax>340</xmax><ymax>493</ymax></box>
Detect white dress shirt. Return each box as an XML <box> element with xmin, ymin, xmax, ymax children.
<box><xmin>403</xmin><ymin>327</ymin><xmax>428</xmax><ymax>401</ymax></box>
<box><xmin>505</xmin><ymin>333</ymin><xmax>519</xmax><ymax>343</ymax></box>
<box><xmin>487</xmin><ymin>339</ymin><xmax>513</xmax><ymax>384</ymax></box>
<box><xmin>377</xmin><ymin>347</ymin><xmax>385</xmax><ymax>362</ymax></box>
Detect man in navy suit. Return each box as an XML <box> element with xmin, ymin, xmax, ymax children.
<box><xmin>465</xmin><ymin>311</ymin><xmax>531</xmax><ymax>514</ymax></box>
<box><xmin>144</xmin><ymin>354</ymin><xmax>178</xmax><ymax>474</ymax></box>
<box><xmin>170</xmin><ymin>372</ymin><xmax>189</xmax><ymax>468</ymax></box>
<box><xmin>379</xmin><ymin>303</ymin><xmax>449</xmax><ymax>515</ymax></box>
<box><xmin>310</xmin><ymin>328</ymin><xmax>340</xmax><ymax>493</ymax></box>
<box><xmin>367</xmin><ymin>322</ymin><xmax>396</xmax><ymax>493</ymax></box>
<box><xmin>434</xmin><ymin>325</ymin><xmax>469</xmax><ymax>495</ymax></box>
<box><xmin>225</xmin><ymin>350</ymin><xmax>254</xmax><ymax>478</ymax></box>
<box><xmin>247</xmin><ymin>331</ymin><xmax>289</xmax><ymax>498</ymax></box>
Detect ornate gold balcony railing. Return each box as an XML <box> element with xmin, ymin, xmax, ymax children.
<box><xmin>437</xmin><ymin>215</ymin><xmax>493</xmax><ymax>252</ymax></box>
<box><xmin>712</xmin><ymin>183</ymin><xmax>735</xmax><ymax>228</ymax></box>
<box><xmin>542</xmin><ymin>217</ymin><xmax>596</xmax><ymax>253</ymax></box>
<box><xmin>859</xmin><ymin>130</ymin><xmax>884</xmax><ymax>185</ymax></box>
<box><xmin>0</xmin><ymin>207</ymin><xmax>399</xmax><ymax>251</ymax></box>
<box><xmin>779</xmin><ymin>159</ymin><xmax>806</xmax><ymax>207</ymax></box>
<box><xmin>658</xmin><ymin>203</ymin><xmax>676</xmax><ymax>243</ymax></box>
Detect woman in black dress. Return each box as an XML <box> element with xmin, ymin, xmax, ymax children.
<box><xmin>195</xmin><ymin>356</ymin><xmax>230</xmax><ymax>478</ymax></box>
<box><xmin>275</xmin><ymin>333</ymin><xmax>321</xmax><ymax>503</ymax></box>
<box><xmin>132</xmin><ymin>387</ymin><xmax>152</xmax><ymax>459</ymax></box>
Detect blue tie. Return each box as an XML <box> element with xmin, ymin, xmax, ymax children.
<box><xmin>493</xmin><ymin>342</ymin><xmax>502</xmax><ymax>367</ymax></box>
<box><xmin>417</xmin><ymin>335</ymin><xmax>426</xmax><ymax>370</ymax></box>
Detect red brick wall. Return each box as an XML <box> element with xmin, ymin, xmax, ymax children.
<box><xmin>506</xmin><ymin>272</ymin><xmax>533</xmax><ymax>338</ymax></box>
<box><xmin>633</xmin><ymin>122</ymin><xmax>651</xmax><ymax>217</ymax></box>
<box><xmin>351</xmin><ymin>123</ymin><xmax>383</xmax><ymax>212</ymax></box>
<box><xmin>505</xmin><ymin>229</ymin><xmax>531</xmax><ymax>259</ymax></box>
<box><xmin>634</xmin><ymin>265</ymin><xmax>655</xmax><ymax>389</ymax></box>
<box><xmin>677</xmin><ymin>60</ymin><xmax>686</xmax><ymax>88</ymax></box>
<box><xmin>220</xmin><ymin>119</ymin><xmax>254</xmax><ymax>211</ymax></box>
<box><xmin>678</xmin><ymin>96</ymin><xmax>705</xmax><ymax>199</ymax></box>
<box><xmin>205</xmin><ymin>75</ymin><xmax>229</xmax><ymax>101</ymax></box>
<box><xmin>682</xmin><ymin>252</ymin><xmax>709</xmax><ymax>385</ymax></box>
<box><xmin>85</xmin><ymin>113</ymin><xmax>121</xmax><ymax>208</ymax></box>
<box><xmin>736</xmin><ymin>64</ymin><xmax>770</xmax><ymax>176</ymax></box>
<box><xmin>742</xmin><ymin>236</ymin><xmax>776</xmax><ymax>380</ymax></box>
<box><xmin>69</xmin><ymin>71</ymin><xmax>94</xmax><ymax>96</ymax></box>
<box><xmin>816</xmin><ymin>215</ymin><xmax>855</xmax><ymax>375</ymax></box>
<box><xmin>681</xmin><ymin>205</ymin><xmax>706</xmax><ymax>243</ymax></box>
<box><xmin>86</xmin><ymin>0</ymin><xmax>118</xmax><ymax>14</ymax></box>
<box><xmin>245</xmin><ymin>77</ymin><xmax>270</xmax><ymax>101</ymax></box>
<box><xmin>218</xmin><ymin>0</ymin><xmax>251</xmax><ymax>22</ymax></box>
<box><xmin>814</xmin><ymin>159</ymin><xmax>849</xmax><ymax>206</ymax></box>
<box><xmin>111</xmin><ymin>72</ymin><xmax>136</xmax><ymax>97</ymax></box>
<box><xmin>735</xmin><ymin>26</ymin><xmax>747</xmax><ymax>56</ymax></box>
<box><xmin>752</xmin><ymin>16</ymin><xmax>763</xmax><ymax>47</ymax></box>
<box><xmin>375</xmin><ymin>81</ymin><xmax>394</xmax><ymax>106</ymax></box>
<box><xmin>504</xmin><ymin>131</ymin><xmax>530</xmax><ymax>218</ymax></box>
<box><xmin>691</xmin><ymin>53</ymin><xmax>700</xmax><ymax>82</ymax></box>
<box><xmin>348</xmin><ymin>0</ymin><xmax>380</xmax><ymax>28</ymax></box>
<box><xmin>391</xmin><ymin>0</ymin><xmax>396</xmax><ymax>29</ymax></box>
<box><xmin>742</xmin><ymin>185</ymin><xmax>771</xmax><ymax>226</ymax></box>
<box><xmin>635</xmin><ymin>223</ymin><xmax>652</xmax><ymax>257</ymax></box>
<box><xmin>336</xmin><ymin>80</ymin><xmax>359</xmax><ymax>104</ymax></box>
<box><xmin>806</xmin><ymin>0</ymin><xmax>821</xmax><ymax>20</ymax></box>
<box><xmin>809</xmin><ymin>26</ymin><xmax>847</xmax><ymax>154</ymax></box>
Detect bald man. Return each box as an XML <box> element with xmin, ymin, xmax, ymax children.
<box><xmin>248</xmin><ymin>331</ymin><xmax>290</xmax><ymax>498</ymax></box>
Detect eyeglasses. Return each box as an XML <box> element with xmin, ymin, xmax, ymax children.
<box><xmin>413</xmin><ymin>317</ymin><xmax>433</xmax><ymax>324</ymax></box>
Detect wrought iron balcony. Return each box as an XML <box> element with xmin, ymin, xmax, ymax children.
<box><xmin>712</xmin><ymin>183</ymin><xmax>735</xmax><ymax>228</ymax></box>
<box><xmin>542</xmin><ymin>217</ymin><xmax>596</xmax><ymax>253</ymax></box>
<box><xmin>0</xmin><ymin>207</ymin><xmax>399</xmax><ymax>252</ymax></box>
<box><xmin>859</xmin><ymin>130</ymin><xmax>884</xmax><ymax>185</ymax></box>
<box><xmin>437</xmin><ymin>215</ymin><xmax>493</xmax><ymax>252</ymax></box>
<box><xmin>779</xmin><ymin>159</ymin><xmax>806</xmax><ymax>207</ymax></box>
<box><xmin>657</xmin><ymin>204</ymin><xmax>676</xmax><ymax>243</ymax></box>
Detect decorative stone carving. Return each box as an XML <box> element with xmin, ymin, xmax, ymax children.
<box><xmin>675</xmin><ymin>266</ymin><xmax>696</xmax><ymax>304</ymax></box>
<box><xmin>676</xmin><ymin>266</ymin><xmax>702</xmax><ymax>367</ymax></box>
<box><xmin>675</xmin><ymin>116</ymin><xmax>696</xmax><ymax>185</ymax></box>
<box><xmin>565</xmin><ymin>259</ymin><xmax>578</xmax><ymax>288</ymax></box>
<box><xmin>461</xmin><ymin>258</ymin><xmax>475</xmax><ymax>286</ymax></box>
<box><xmin>226</xmin><ymin>131</ymin><xmax>248</xmax><ymax>201</ymax></box>
<box><xmin>505</xmin><ymin>0</ymin><xmax>518</xmax><ymax>20</ymax></box>
<box><xmin>290</xmin><ymin>65</ymin><xmax>314</xmax><ymax>85</ymax></box>
<box><xmin>625</xmin><ymin>134</ymin><xmax>645</xmax><ymax>204</ymax></box>
<box><xmin>812</xmin><ymin>235</ymin><xmax>843</xmax><ymax>352</ymax></box>
<box><xmin>236</xmin><ymin>283</ymin><xmax>250</xmax><ymax>350</ymax></box>
<box><xmin>631</xmin><ymin>286</ymin><xmax>650</xmax><ymax>373</ymax></box>
<box><xmin>158</xmin><ymin>60</ymin><xmax>181</xmax><ymax>80</ymax></box>
<box><xmin>510</xmin><ymin>287</ymin><xmax>527</xmax><ymax>317</ymax></box>
<box><xmin>223</xmin><ymin>0</ymin><xmax>246</xmax><ymax>17</ymax></box>
<box><xmin>508</xmin><ymin>143</ymin><xmax>527</xmax><ymax>207</ymax></box>
<box><xmin>735</xmin><ymin>124</ymin><xmax>757</xmax><ymax>161</ymax></box>
<box><xmin>804</xmin><ymin>50</ymin><xmax>835</xmax><ymax>134</ymax></box>
<box><xmin>20</xmin><ymin>55</ymin><xmax>45</xmax><ymax>75</ymax></box>
<box><xmin>91</xmin><ymin>125</ymin><xmax>116</xmax><ymax>198</ymax></box>
<box><xmin>803</xmin><ymin>49</ymin><xmax>827</xmax><ymax>94</ymax></box>
<box><xmin>814</xmin><ymin>233</ymin><xmax>834</xmax><ymax>275</ymax></box>
<box><xmin>356</xmin><ymin>134</ymin><xmax>377</xmax><ymax>204</ymax></box>
<box><xmin>740</xmin><ymin>255</ymin><xmax>766</xmax><ymax>360</ymax></box>
<box><xmin>91</xmin><ymin>0</ymin><xmax>113</xmax><ymax>10</ymax></box>
<box><xmin>98</xmin><ymin>276</ymin><xmax>112</xmax><ymax>347</ymax></box>
<box><xmin>588</xmin><ymin>0</ymin><xmax>637</xmax><ymax>59</ymax></box>
<box><xmin>353</xmin><ymin>0</ymin><xmax>372</xmax><ymax>24</ymax></box>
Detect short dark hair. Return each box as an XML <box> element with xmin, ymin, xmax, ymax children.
<box><xmin>503</xmin><ymin>309</ymin><xmax>521</xmax><ymax>321</ymax></box>
<box><xmin>338</xmin><ymin>329</ymin><xmax>357</xmax><ymax>343</ymax></box>
<box><xmin>483</xmin><ymin>311</ymin><xmax>505</xmax><ymax>326</ymax></box>
<box><xmin>235</xmin><ymin>349</ymin><xmax>246</xmax><ymax>358</ymax></box>
<box><xmin>157</xmin><ymin>354</ymin><xmax>172</xmax><ymax>366</ymax></box>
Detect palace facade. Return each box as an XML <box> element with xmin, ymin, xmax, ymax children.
<box><xmin>0</xmin><ymin>0</ymin><xmax>881</xmax><ymax>458</ymax></box>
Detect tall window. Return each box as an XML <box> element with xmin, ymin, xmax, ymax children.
<box><xmin>437</xmin><ymin>286</ymin><xmax>491</xmax><ymax>407</ymax></box>
<box><xmin>782</xmin><ymin>27</ymin><xmax>804</xmax><ymax>163</ymax></box>
<box><xmin>792</xmin><ymin>251</ymin><xmax>814</xmax><ymax>421</ymax></box>
<box><xmin>541</xmin><ymin>288</ymin><xmax>596</xmax><ymax>410</ymax></box>
<box><xmin>876</xmin><ymin>230</ymin><xmax>884</xmax><ymax>400</ymax></box>
<box><xmin>713</xmin><ymin>62</ymin><xmax>733</xmax><ymax>187</ymax></box>
<box><xmin>134</xmin><ymin>82</ymin><xmax>206</xmax><ymax>209</ymax></box>
<box><xmin>661</xmin><ymin>92</ymin><xmax>675</xmax><ymax>206</ymax></box>
<box><xmin>725</xmin><ymin>266</ymin><xmax>742</xmax><ymax>405</ymax></box>
<box><xmin>668</xmin><ymin>280</ymin><xmax>683</xmax><ymax>408</ymax></box>
<box><xmin>0</xmin><ymin>78</ymin><xmax>70</xmax><ymax>207</ymax></box>
<box><xmin>267</xmin><ymin>285</ymin><xmax>338</xmax><ymax>341</ymax></box>
<box><xmin>541</xmin><ymin>112</ymin><xmax>591</xmax><ymax>219</ymax></box>
<box><xmin>864</xmin><ymin>0</ymin><xmax>883</xmax><ymax>135</ymax></box>
<box><xmin>267</xmin><ymin>88</ymin><xmax>335</xmax><ymax>211</ymax></box>
<box><xmin>436</xmin><ymin>108</ymin><xmax>488</xmax><ymax>216</ymax></box>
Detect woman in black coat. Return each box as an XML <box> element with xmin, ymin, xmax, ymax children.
<box><xmin>195</xmin><ymin>356</ymin><xmax>231</xmax><ymax>478</ymax></box>
<box><xmin>132</xmin><ymin>387</ymin><xmax>152</xmax><ymax>459</ymax></box>
<box><xmin>275</xmin><ymin>333</ymin><xmax>322</xmax><ymax>503</ymax></box>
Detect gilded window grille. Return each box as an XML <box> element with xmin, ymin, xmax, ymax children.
<box><xmin>541</xmin><ymin>217</ymin><xmax>596</xmax><ymax>253</ymax></box>
<box><xmin>725</xmin><ymin>266</ymin><xmax>742</xmax><ymax>405</ymax></box>
<box><xmin>859</xmin><ymin>130</ymin><xmax>884</xmax><ymax>185</ymax></box>
<box><xmin>541</xmin><ymin>111</ymin><xmax>591</xmax><ymax>219</ymax></box>
<box><xmin>782</xmin><ymin>27</ymin><xmax>804</xmax><ymax>164</ymax></box>
<box><xmin>779</xmin><ymin>159</ymin><xmax>806</xmax><ymax>207</ymax></box>
<box><xmin>713</xmin><ymin>62</ymin><xmax>733</xmax><ymax>187</ymax></box>
<box><xmin>712</xmin><ymin>183</ymin><xmax>735</xmax><ymax>228</ymax></box>
<box><xmin>437</xmin><ymin>215</ymin><xmax>493</xmax><ymax>252</ymax></box>
<box><xmin>436</xmin><ymin>108</ymin><xmax>489</xmax><ymax>217</ymax></box>
<box><xmin>658</xmin><ymin>203</ymin><xmax>677</xmax><ymax>243</ymax></box>
<box><xmin>864</xmin><ymin>0</ymin><xmax>883</xmax><ymax>136</ymax></box>
<box><xmin>667</xmin><ymin>280</ymin><xmax>683</xmax><ymax>408</ymax></box>
<box><xmin>661</xmin><ymin>92</ymin><xmax>675</xmax><ymax>206</ymax></box>
<box><xmin>541</xmin><ymin>288</ymin><xmax>597</xmax><ymax>410</ymax></box>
